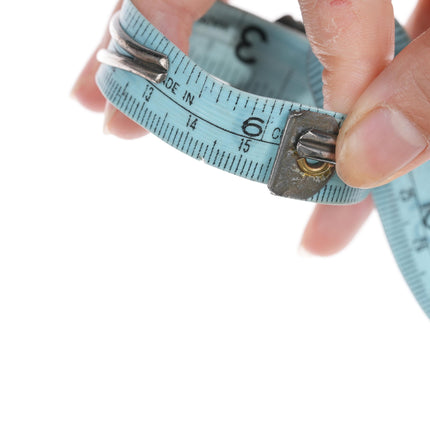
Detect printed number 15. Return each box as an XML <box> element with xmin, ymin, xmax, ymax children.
<box><xmin>239</xmin><ymin>138</ymin><xmax>251</xmax><ymax>153</ymax></box>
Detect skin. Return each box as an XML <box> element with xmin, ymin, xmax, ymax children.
<box><xmin>300</xmin><ymin>0</ymin><xmax>430</xmax><ymax>255</ymax></box>
<box><xmin>72</xmin><ymin>0</ymin><xmax>430</xmax><ymax>256</ymax></box>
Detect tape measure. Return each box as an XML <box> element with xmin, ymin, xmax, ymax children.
<box><xmin>95</xmin><ymin>0</ymin><xmax>430</xmax><ymax>319</ymax></box>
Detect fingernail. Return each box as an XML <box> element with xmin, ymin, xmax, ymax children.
<box><xmin>69</xmin><ymin>84</ymin><xmax>79</xmax><ymax>100</ymax></box>
<box><xmin>70</xmin><ymin>73</ymin><xmax>84</xmax><ymax>99</ymax></box>
<box><xmin>337</xmin><ymin>108</ymin><xmax>427</xmax><ymax>188</ymax></box>
<box><xmin>104</xmin><ymin>103</ymin><xmax>149</xmax><ymax>139</ymax></box>
<box><xmin>103</xmin><ymin>104</ymin><xmax>115</xmax><ymax>135</ymax></box>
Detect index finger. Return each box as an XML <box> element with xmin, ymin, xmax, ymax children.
<box><xmin>298</xmin><ymin>0</ymin><xmax>395</xmax><ymax>113</ymax></box>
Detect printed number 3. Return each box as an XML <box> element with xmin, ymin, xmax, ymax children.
<box><xmin>235</xmin><ymin>26</ymin><xmax>267</xmax><ymax>64</ymax></box>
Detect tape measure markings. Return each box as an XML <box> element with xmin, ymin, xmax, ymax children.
<box><xmin>96</xmin><ymin>0</ymin><xmax>430</xmax><ymax>318</ymax></box>
<box><xmin>101</xmin><ymin>66</ymin><xmax>277</xmax><ymax>184</ymax></box>
<box><xmin>99</xmin><ymin>1</ymin><xmax>370</xmax><ymax>203</ymax></box>
<box><xmin>373</xmin><ymin>171</ymin><xmax>430</xmax><ymax>315</ymax></box>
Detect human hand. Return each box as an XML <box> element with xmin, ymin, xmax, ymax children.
<box><xmin>299</xmin><ymin>0</ymin><xmax>430</xmax><ymax>255</ymax></box>
<box><xmin>72</xmin><ymin>0</ymin><xmax>430</xmax><ymax>257</ymax></box>
<box><xmin>72</xmin><ymin>0</ymin><xmax>216</xmax><ymax>137</ymax></box>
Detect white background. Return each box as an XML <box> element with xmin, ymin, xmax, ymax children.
<box><xmin>1</xmin><ymin>0</ymin><xmax>429</xmax><ymax>429</ymax></box>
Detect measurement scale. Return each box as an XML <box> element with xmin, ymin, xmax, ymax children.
<box><xmin>95</xmin><ymin>0</ymin><xmax>430</xmax><ymax>319</ymax></box>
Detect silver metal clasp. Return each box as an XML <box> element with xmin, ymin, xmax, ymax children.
<box><xmin>296</xmin><ymin>130</ymin><xmax>336</xmax><ymax>165</ymax></box>
<box><xmin>97</xmin><ymin>12</ymin><xmax>169</xmax><ymax>84</ymax></box>
<box><xmin>268</xmin><ymin>110</ymin><xmax>339</xmax><ymax>200</ymax></box>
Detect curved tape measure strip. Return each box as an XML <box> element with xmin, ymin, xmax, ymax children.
<box><xmin>96</xmin><ymin>0</ymin><xmax>368</xmax><ymax>204</ymax></box>
<box><xmin>96</xmin><ymin>0</ymin><xmax>430</xmax><ymax>319</ymax></box>
<box><xmin>307</xmin><ymin>22</ymin><xmax>430</xmax><ymax>318</ymax></box>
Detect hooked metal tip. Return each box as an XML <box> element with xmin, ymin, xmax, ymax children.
<box><xmin>97</xmin><ymin>12</ymin><xmax>169</xmax><ymax>84</ymax></box>
<box><xmin>296</xmin><ymin>129</ymin><xmax>336</xmax><ymax>165</ymax></box>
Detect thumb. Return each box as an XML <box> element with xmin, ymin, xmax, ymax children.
<box><xmin>336</xmin><ymin>29</ymin><xmax>430</xmax><ymax>189</ymax></box>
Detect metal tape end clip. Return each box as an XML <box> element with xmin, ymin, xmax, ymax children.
<box><xmin>268</xmin><ymin>110</ymin><xmax>339</xmax><ymax>200</ymax></box>
<box><xmin>97</xmin><ymin>12</ymin><xmax>169</xmax><ymax>84</ymax></box>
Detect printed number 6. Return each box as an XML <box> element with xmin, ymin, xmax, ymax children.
<box><xmin>242</xmin><ymin>117</ymin><xmax>265</xmax><ymax>137</ymax></box>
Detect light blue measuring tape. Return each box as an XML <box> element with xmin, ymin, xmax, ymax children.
<box><xmin>96</xmin><ymin>0</ymin><xmax>430</xmax><ymax>319</ymax></box>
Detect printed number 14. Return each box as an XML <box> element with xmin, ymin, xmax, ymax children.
<box><xmin>186</xmin><ymin>114</ymin><xmax>198</xmax><ymax>130</ymax></box>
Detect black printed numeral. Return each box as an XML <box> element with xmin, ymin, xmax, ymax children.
<box><xmin>186</xmin><ymin>114</ymin><xmax>198</xmax><ymax>130</ymax></box>
<box><xmin>242</xmin><ymin>117</ymin><xmax>264</xmax><ymax>138</ymax></box>
<box><xmin>235</xmin><ymin>26</ymin><xmax>267</xmax><ymax>64</ymax></box>
<box><xmin>143</xmin><ymin>85</ymin><xmax>153</xmax><ymax>102</ymax></box>
<box><xmin>400</xmin><ymin>188</ymin><xmax>415</xmax><ymax>201</ymax></box>
<box><xmin>414</xmin><ymin>237</ymin><xmax>429</xmax><ymax>253</ymax></box>
<box><xmin>238</xmin><ymin>138</ymin><xmax>251</xmax><ymax>153</ymax></box>
<box><xmin>422</xmin><ymin>205</ymin><xmax>430</xmax><ymax>229</ymax></box>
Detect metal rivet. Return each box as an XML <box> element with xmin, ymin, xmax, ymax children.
<box><xmin>296</xmin><ymin>158</ymin><xmax>333</xmax><ymax>176</ymax></box>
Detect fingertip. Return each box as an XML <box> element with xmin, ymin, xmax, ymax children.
<box><xmin>104</xmin><ymin>103</ymin><xmax>148</xmax><ymax>139</ymax></box>
<box><xmin>297</xmin><ymin>243</ymin><xmax>317</xmax><ymax>258</ymax></box>
<box><xmin>132</xmin><ymin>0</ymin><xmax>216</xmax><ymax>54</ymax></box>
<box><xmin>71</xmin><ymin>55</ymin><xmax>106</xmax><ymax>112</ymax></box>
<box><xmin>300</xmin><ymin>197</ymin><xmax>374</xmax><ymax>256</ymax></box>
<box><xmin>72</xmin><ymin>1</ymin><xmax>122</xmax><ymax>112</ymax></box>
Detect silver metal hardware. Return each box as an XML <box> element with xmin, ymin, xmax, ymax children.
<box><xmin>296</xmin><ymin>130</ymin><xmax>336</xmax><ymax>165</ymax></box>
<box><xmin>97</xmin><ymin>12</ymin><xmax>169</xmax><ymax>84</ymax></box>
<box><xmin>268</xmin><ymin>110</ymin><xmax>339</xmax><ymax>200</ymax></box>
